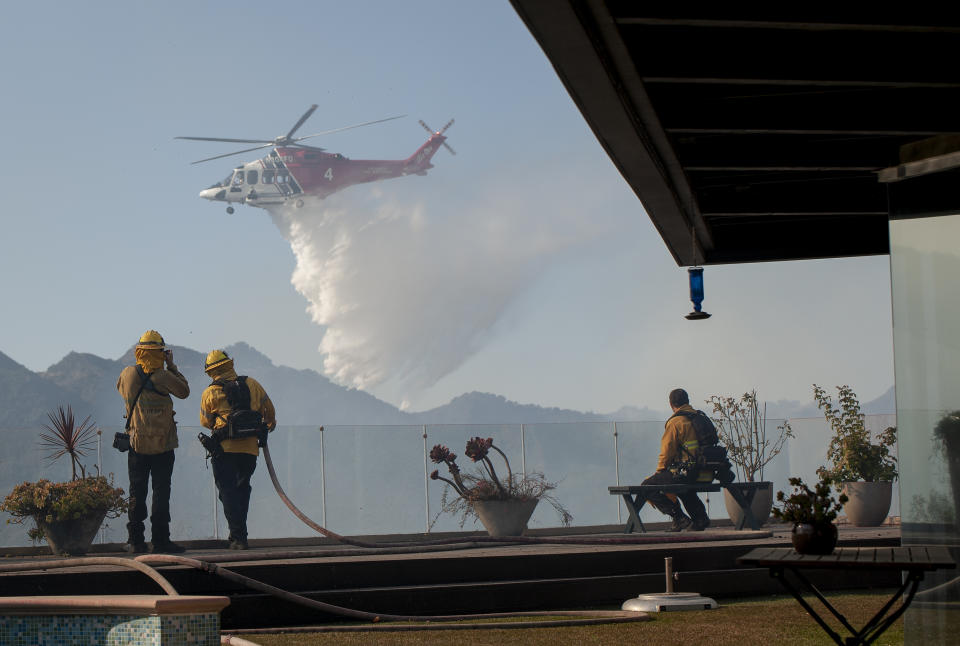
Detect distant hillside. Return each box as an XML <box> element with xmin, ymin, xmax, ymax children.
<box><xmin>0</xmin><ymin>344</ymin><xmax>896</xmax><ymax>430</ymax></box>
<box><xmin>407</xmin><ymin>392</ymin><xmax>607</xmax><ymax>424</ymax></box>
<box><xmin>0</xmin><ymin>352</ymin><xmax>75</xmax><ymax>426</ymax></box>
<box><xmin>0</xmin><ymin>344</ymin><xmax>663</xmax><ymax>430</ymax></box>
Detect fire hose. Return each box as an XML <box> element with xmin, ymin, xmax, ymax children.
<box><xmin>1</xmin><ymin>440</ymin><xmax>755</xmax><ymax>636</ymax></box>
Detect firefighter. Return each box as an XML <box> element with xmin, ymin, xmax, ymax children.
<box><xmin>642</xmin><ymin>388</ymin><xmax>712</xmax><ymax>531</ymax></box>
<box><xmin>200</xmin><ymin>349</ymin><xmax>276</xmax><ymax>550</ymax></box>
<box><xmin>116</xmin><ymin>330</ymin><xmax>190</xmax><ymax>553</ymax></box>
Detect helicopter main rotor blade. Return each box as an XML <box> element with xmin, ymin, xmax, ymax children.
<box><xmin>176</xmin><ymin>136</ymin><xmax>275</xmax><ymax>144</ymax></box>
<box><xmin>189</xmin><ymin>143</ymin><xmax>276</xmax><ymax>165</ymax></box>
<box><xmin>285</xmin><ymin>104</ymin><xmax>318</xmax><ymax>141</ymax></box>
<box><xmin>295</xmin><ymin>115</ymin><xmax>406</xmax><ymax>142</ymax></box>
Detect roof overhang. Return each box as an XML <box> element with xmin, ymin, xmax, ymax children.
<box><xmin>510</xmin><ymin>2</ymin><xmax>960</xmax><ymax>264</ymax></box>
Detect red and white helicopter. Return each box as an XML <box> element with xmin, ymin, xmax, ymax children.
<box><xmin>177</xmin><ymin>105</ymin><xmax>454</xmax><ymax>213</ymax></box>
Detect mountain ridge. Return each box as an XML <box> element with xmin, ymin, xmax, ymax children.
<box><xmin>0</xmin><ymin>344</ymin><xmax>894</xmax><ymax>428</ymax></box>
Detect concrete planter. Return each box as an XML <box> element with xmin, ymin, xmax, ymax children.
<box><xmin>841</xmin><ymin>481</ymin><xmax>892</xmax><ymax>527</ymax></box>
<box><xmin>472</xmin><ymin>499</ymin><xmax>538</xmax><ymax>537</ymax></box>
<box><xmin>723</xmin><ymin>481</ymin><xmax>774</xmax><ymax>528</ymax></box>
<box><xmin>36</xmin><ymin>509</ymin><xmax>107</xmax><ymax>556</ymax></box>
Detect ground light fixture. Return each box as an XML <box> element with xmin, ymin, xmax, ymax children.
<box><xmin>621</xmin><ymin>556</ymin><xmax>718</xmax><ymax>612</ymax></box>
<box><xmin>685</xmin><ymin>266</ymin><xmax>711</xmax><ymax>320</ymax></box>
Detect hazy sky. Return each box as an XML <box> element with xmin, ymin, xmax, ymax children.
<box><xmin>0</xmin><ymin>1</ymin><xmax>895</xmax><ymax>414</ymax></box>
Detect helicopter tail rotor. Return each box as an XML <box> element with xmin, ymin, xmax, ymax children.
<box><xmin>419</xmin><ymin>119</ymin><xmax>456</xmax><ymax>155</ymax></box>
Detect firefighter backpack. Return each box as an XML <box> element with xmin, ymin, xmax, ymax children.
<box><xmin>214</xmin><ymin>376</ymin><xmax>267</xmax><ymax>440</ymax></box>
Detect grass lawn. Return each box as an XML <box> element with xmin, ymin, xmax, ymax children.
<box><xmin>229</xmin><ymin>591</ymin><xmax>909</xmax><ymax>646</ymax></box>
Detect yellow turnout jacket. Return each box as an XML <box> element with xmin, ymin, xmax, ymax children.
<box><xmin>657</xmin><ymin>404</ymin><xmax>700</xmax><ymax>471</ymax></box>
<box><xmin>117</xmin><ymin>364</ymin><xmax>190</xmax><ymax>454</ymax></box>
<box><xmin>200</xmin><ymin>365</ymin><xmax>276</xmax><ymax>456</ymax></box>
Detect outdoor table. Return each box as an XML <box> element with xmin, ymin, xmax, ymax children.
<box><xmin>738</xmin><ymin>545</ymin><xmax>956</xmax><ymax>646</ymax></box>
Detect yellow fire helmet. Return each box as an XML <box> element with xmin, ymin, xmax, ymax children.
<box><xmin>204</xmin><ymin>349</ymin><xmax>233</xmax><ymax>373</ymax></box>
<box><xmin>136</xmin><ymin>330</ymin><xmax>165</xmax><ymax>351</ymax></box>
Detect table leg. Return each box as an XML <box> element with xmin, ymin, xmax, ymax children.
<box><xmin>621</xmin><ymin>494</ymin><xmax>646</xmax><ymax>533</ymax></box>
<box><xmin>771</xmin><ymin>567</ymin><xmax>847</xmax><ymax>645</ymax></box>
<box><xmin>853</xmin><ymin>570</ymin><xmax>923</xmax><ymax>645</ymax></box>
<box><xmin>771</xmin><ymin>565</ymin><xmax>923</xmax><ymax>646</ymax></box>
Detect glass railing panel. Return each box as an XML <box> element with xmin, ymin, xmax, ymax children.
<box><xmin>520</xmin><ymin>422</ymin><xmax>619</xmax><ymax>528</ymax></box>
<box><xmin>0</xmin><ymin>415</ymin><xmax>899</xmax><ymax>547</ymax></box>
<box><xmin>0</xmin><ymin>427</ymin><xmax>54</xmax><ymax>548</ymax></box>
<box><xmin>272</xmin><ymin>425</ymin><xmax>425</xmax><ymax>537</ymax></box>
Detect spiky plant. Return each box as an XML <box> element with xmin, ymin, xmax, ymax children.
<box><xmin>39</xmin><ymin>405</ymin><xmax>98</xmax><ymax>481</ymax></box>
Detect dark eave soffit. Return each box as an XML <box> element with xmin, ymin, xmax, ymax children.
<box><xmin>510</xmin><ymin>2</ymin><xmax>960</xmax><ymax>265</ymax></box>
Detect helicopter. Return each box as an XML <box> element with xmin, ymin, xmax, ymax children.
<box><xmin>177</xmin><ymin>105</ymin><xmax>454</xmax><ymax>213</ymax></box>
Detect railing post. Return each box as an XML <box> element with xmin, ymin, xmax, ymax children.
<box><xmin>319</xmin><ymin>426</ymin><xmax>327</xmax><ymax>528</ymax></box>
<box><xmin>97</xmin><ymin>429</ymin><xmax>104</xmax><ymax>543</ymax></box>
<box><xmin>423</xmin><ymin>425</ymin><xmax>430</xmax><ymax>533</ymax></box>
<box><xmin>520</xmin><ymin>423</ymin><xmax>527</xmax><ymax>478</ymax></box>
<box><xmin>213</xmin><ymin>469</ymin><xmax>220</xmax><ymax>540</ymax></box>
<box><xmin>614</xmin><ymin>422</ymin><xmax>621</xmax><ymax>524</ymax></box>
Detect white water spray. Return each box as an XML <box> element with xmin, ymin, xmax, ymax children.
<box><xmin>269</xmin><ymin>184</ymin><xmax>604</xmax><ymax>396</ymax></box>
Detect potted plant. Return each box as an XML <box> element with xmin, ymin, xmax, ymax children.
<box><xmin>429</xmin><ymin>437</ymin><xmax>572</xmax><ymax>536</ymax></box>
<box><xmin>814</xmin><ymin>384</ymin><xmax>897</xmax><ymax>527</ymax></box>
<box><xmin>0</xmin><ymin>406</ymin><xmax>128</xmax><ymax>555</ymax></box>
<box><xmin>707</xmin><ymin>390</ymin><xmax>793</xmax><ymax>527</ymax></box>
<box><xmin>773</xmin><ymin>476</ymin><xmax>848</xmax><ymax>554</ymax></box>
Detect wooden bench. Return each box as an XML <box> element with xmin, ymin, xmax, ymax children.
<box><xmin>609</xmin><ymin>483</ymin><xmax>760</xmax><ymax>533</ymax></box>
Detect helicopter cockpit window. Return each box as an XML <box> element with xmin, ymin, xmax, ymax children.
<box><xmin>220</xmin><ymin>175</ymin><xmax>232</xmax><ymax>187</ymax></box>
<box><xmin>231</xmin><ymin>171</ymin><xmax>244</xmax><ymax>186</ymax></box>
<box><xmin>246</xmin><ymin>170</ymin><xmax>258</xmax><ymax>185</ymax></box>
<box><xmin>262</xmin><ymin>170</ymin><xmax>274</xmax><ymax>184</ymax></box>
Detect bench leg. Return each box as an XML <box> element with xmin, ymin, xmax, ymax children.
<box><xmin>621</xmin><ymin>494</ymin><xmax>647</xmax><ymax>533</ymax></box>
<box><xmin>724</xmin><ymin>485</ymin><xmax>760</xmax><ymax>530</ymax></box>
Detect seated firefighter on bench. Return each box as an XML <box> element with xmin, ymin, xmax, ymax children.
<box><xmin>643</xmin><ymin>388</ymin><xmax>735</xmax><ymax>532</ymax></box>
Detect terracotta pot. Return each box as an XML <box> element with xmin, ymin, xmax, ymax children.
<box><xmin>36</xmin><ymin>509</ymin><xmax>107</xmax><ymax>556</ymax></box>
<box><xmin>791</xmin><ymin>522</ymin><xmax>838</xmax><ymax>555</ymax></box>
<box><xmin>471</xmin><ymin>499</ymin><xmax>538</xmax><ymax>537</ymax></box>
<box><xmin>841</xmin><ymin>481</ymin><xmax>892</xmax><ymax>527</ymax></box>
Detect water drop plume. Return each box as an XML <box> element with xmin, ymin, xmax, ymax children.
<box><xmin>269</xmin><ymin>187</ymin><xmax>596</xmax><ymax>393</ymax></box>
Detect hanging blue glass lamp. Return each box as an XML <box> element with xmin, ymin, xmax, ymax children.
<box><xmin>685</xmin><ymin>266</ymin><xmax>711</xmax><ymax>320</ymax></box>
<box><xmin>685</xmin><ymin>226</ymin><xmax>711</xmax><ymax>320</ymax></box>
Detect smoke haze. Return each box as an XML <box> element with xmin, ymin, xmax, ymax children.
<box><xmin>269</xmin><ymin>184</ymin><xmax>602</xmax><ymax>396</ymax></box>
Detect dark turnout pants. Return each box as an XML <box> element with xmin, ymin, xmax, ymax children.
<box><xmin>127</xmin><ymin>449</ymin><xmax>175</xmax><ymax>544</ymax></box>
<box><xmin>642</xmin><ymin>469</ymin><xmax>709</xmax><ymax>523</ymax></box>
<box><xmin>212</xmin><ymin>451</ymin><xmax>258</xmax><ymax>542</ymax></box>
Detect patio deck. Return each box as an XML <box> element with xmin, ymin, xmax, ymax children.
<box><xmin>0</xmin><ymin>522</ymin><xmax>901</xmax><ymax>630</ymax></box>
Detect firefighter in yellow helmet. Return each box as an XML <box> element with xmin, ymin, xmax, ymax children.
<box><xmin>199</xmin><ymin>349</ymin><xmax>276</xmax><ymax>550</ymax></box>
<box><xmin>115</xmin><ymin>330</ymin><xmax>190</xmax><ymax>553</ymax></box>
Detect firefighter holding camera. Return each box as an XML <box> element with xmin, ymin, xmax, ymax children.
<box><xmin>116</xmin><ymin>330</ymin><xmax>190</xmax><ymax>554</ymax></box>
<box><xmin>199</xmin><ymin>349</ymin><xmax>276</xmax><ymax>550</ymax></box>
